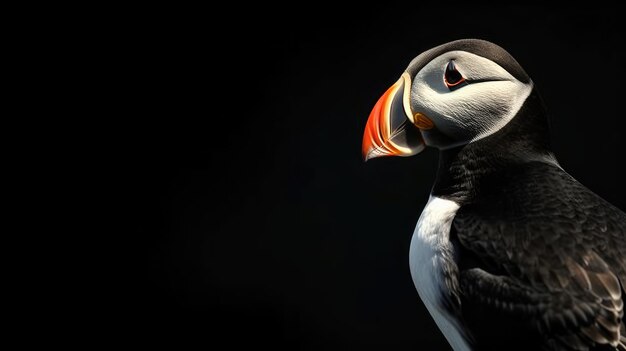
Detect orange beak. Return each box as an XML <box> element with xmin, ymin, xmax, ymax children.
<box><xmin>362</xmin><ymin>73</ymin><xmax>425</xmax><ymax>161</ymax></box>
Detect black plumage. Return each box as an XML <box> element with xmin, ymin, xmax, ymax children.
<box><xmin>433</xmin><ymin>89</ymin><xmax>626</xmax><ymax>350</ymax></box>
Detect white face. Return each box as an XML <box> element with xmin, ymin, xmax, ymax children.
<box><xmin>409</xmin><ymin>51</ymin><xmax>533</xmax><ymax>148</ymax></box>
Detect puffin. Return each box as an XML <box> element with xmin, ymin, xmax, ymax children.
<box><xmin>362</xmin><ymin>39</ymin><xmax>626</xmax><ymax>351</ymax></box>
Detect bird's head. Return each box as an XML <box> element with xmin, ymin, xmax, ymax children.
<box><xmin>362</xmin><ymin>39</ymin><xmax>533</xmax><ymax>161</ymax></box>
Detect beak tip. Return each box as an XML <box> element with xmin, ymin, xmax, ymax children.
<box><xmin>362</xmin><ymin>147</ymin><xmax>384</xmax><ymax>162</ymax></box>
<box><xmin>362</xmin><ymin>145</ymin><xmax>370</xmax><ymax>162</ymax></box>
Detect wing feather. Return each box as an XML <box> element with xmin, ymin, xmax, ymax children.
<box><xmin>453</xmin><ymin>162</ymin><xmax>626</xmax><ymax>350</ymax></box>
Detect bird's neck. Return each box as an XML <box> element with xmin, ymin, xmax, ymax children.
<box><xmin>431</xmin><ymin>89</ymin><xmax>554</xmax><ymax>204</ymax></box>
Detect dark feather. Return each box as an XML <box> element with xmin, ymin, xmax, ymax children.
<box><xmin>448</xmin><ymin>160</ymin><xmax>626</xmax><ymax>350</ymax></box>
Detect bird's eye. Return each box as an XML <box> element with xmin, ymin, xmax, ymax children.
<box><xmin>444</xmin><ymin>61</ymin><xmax>467</xmax><ymax>90</ymax></box>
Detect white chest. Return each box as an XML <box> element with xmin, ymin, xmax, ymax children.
<box><xmin>409</xmin><ymin>196</ymin><xmax>470</xmax><ymax>351</ymax></box>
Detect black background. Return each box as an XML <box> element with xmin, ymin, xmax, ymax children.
<box><xmin>123</xmin><ymin>5</ymin><xmax>624</xmax><ymax>350</ymax></box>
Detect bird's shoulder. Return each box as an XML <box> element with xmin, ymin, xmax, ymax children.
<box><xmin>453</xmin><ymin>160</ymin><xmax>626</xmax><ymax>277</ymax></box>
<box><xmin>450</xmin><ymin>160</ymin><xmax>626</xmax><ymax>350</ymax></box>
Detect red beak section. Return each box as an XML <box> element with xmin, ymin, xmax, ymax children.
<box><xmin>362</xmin><ymin>73</ymin><xmax>425</xmax><ymax>161</ymax></box>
